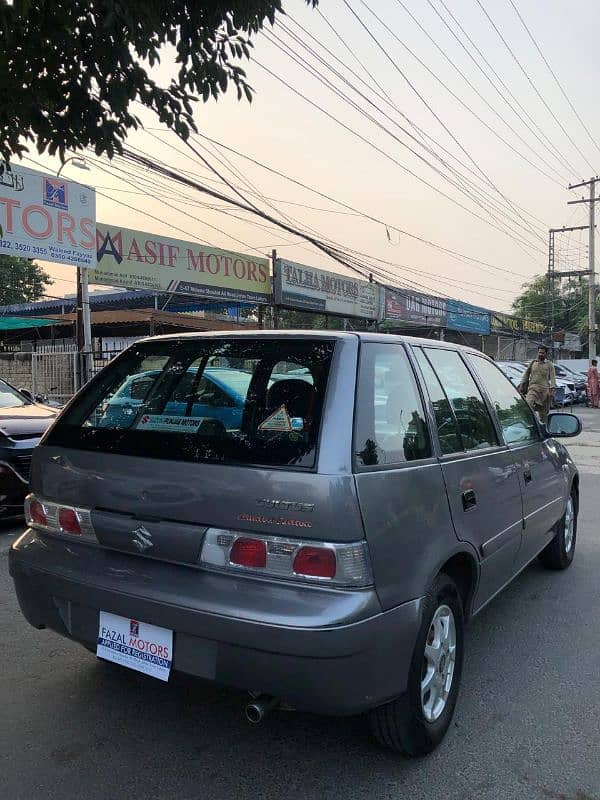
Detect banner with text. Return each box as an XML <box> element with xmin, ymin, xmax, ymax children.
<box><xmin>384</xmin><ymin>288</ymin><xmax>447</xmax><ymax>327</ymax></box>
<box><xmin>491</xmin><ymin>312</ymin><xmax>545</xmax><ymax>336</ymax></box>
<box><xmin>446</xmin><ymin>299</ymin><xmax>490</xmax><ymax>335</ymax></box>
<box><xmin>274</xmin><ymin>259</ymin><xmax>381</xmax><ymax>319</ymax></box>
<box><xmin>0</xmin><ymin>163</ymin><xmax>96</xmax><ymax>268</ymax></box>
<box><xmin>90</xmin><ymin>224</ymin><xmax>271</xmax><ymax>304</ymax></box>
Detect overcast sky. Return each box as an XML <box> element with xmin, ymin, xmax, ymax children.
<box><xmin>22</xmin><ymin>0</ymin><xmax>600</xmax><ymax>313</ymax></box>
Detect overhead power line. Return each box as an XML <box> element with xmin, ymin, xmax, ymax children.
<box><xmin>316</xmin><ymin>6</ymin><xmax>394</xmax><ymax>103</ymax></box>
<box><xmin>190</xmin><ymin>130</ymin><xmax>533</xmax><ymax>279</ymax></box>
<box><xmin>270</xmin><ymin>20</ymin><xmax>547</xmax><ymax>244</ymax></box>
<box><xmin>129</xmin><ymin>133</ymin><xmax>535</xmax><ymax>304</ymax></box>
<box><xmin>428</xmin><ymin>0</ymin><xmax>579</xmax><ymax>179</ymax></box>
<box><xmin>343</xmin><ymin>0</ymin><xmax>564</xmax><ymax>192</ymax></box>
<box><xmin>117</xmin><ymin>144</ymin><xmax>521</xmax><ymax>306</ymax></box>
<box><xmin>475</xmin><ymin>0</ymin><xmax>597</xmax><ymax>174</ymax></box>
<box><xmin>253</xmin><ymin>57</ymin><xmax>544</xmax><ymax>257</ymax></box>
<box><xmin>90</xmin><ymin>151</ymin><xmax>302</xmax><ymax>253</ymax></box>
<box><xmin>134</xmin><ymin>129</ymin><xmax>529</xmax><ymax>301</ymax></box>
<box><xmin>283</xmin><ymin>13</ymin><xmax>549</xmax><ymax>231</ymax></box>
<box><xmin>507</xmin><ymin>0</ymin><xmax>600</xmax><ymax>160</ymax></box>
<box><xmin>21</xmin><ymin>145</ymin><xmax>528</xmax><ymax>308</ymax></box>
<box><xmin>393</xmin><ymin>0</ymin><xmax>573</xmax><ymax>185</ymax></box>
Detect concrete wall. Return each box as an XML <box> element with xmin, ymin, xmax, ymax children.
<box><xmin>0</xmin><ymin>352</ymin><xmax>32</xmax><ymax>392</ymax></box>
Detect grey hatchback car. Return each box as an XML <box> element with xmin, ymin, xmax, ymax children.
<box><xmin>10</xmin><ymin>332</ymin><xmax>581</xmax><ymax>756</ymax></box>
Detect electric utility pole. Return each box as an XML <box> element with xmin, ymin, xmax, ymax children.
<box><xmin>547</xmin><ymin>225</ymin><xmax>590</xmax><ymax>355</ymax></box>
<box><xmin>568</xmin><ymin>178</ymin><xmax>600</xmax><ymax>359</ymax></box>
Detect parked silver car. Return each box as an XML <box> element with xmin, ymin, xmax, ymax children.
<box><xmin>497</xmin><ymin>361</ymin><xmax>576</xmax><ymax>406</ymax></box>
<box><xmin>10</xmin><ymin>332</ymin><xmax>581</xmax><ymax>756</ymax></box>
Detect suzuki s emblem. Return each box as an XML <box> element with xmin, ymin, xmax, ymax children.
<box><xmin>132</xmin><ymin>525</ymin><xmax>154</xmax><ymax>552</ymax></box>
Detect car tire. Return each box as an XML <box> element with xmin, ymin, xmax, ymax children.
<box><xmin>539</xmin><ymin>489</ymin><xmax>577</xmax><ymax>570</ymax></box>
<box><xmin>369</xmin><ymin>573</ymin><xmax>464</xmax><ymax>757</ymax></box>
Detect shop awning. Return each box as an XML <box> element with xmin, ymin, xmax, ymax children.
<box><xmin>0</xmin><ymin>316</ymin><xmax>56</xmax><ymax>330</ymax></box>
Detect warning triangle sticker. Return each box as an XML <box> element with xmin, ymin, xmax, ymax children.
<box><xmin>258</xmin><ymin>404</ymin><xmax>292</xmax><ymax>432</ymax></box>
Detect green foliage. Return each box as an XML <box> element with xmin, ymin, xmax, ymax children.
<box><xmin>512</xmin><ymin>274</ymin><xmax>590</xmax><ymax>333</ymax></box>
<box><xmin>0</xmin><ymin>255</ymin><xmax>53</xmax><ymax>304</ymax></box>
<box><xmin>0</xmin><ymin>1</ymin><xmax>317</xmax><ymax>163</ymax></box>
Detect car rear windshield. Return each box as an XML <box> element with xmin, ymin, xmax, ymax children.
<box><xmin>44</xmin><ymin>338</ymin><xmax>335</xmax><ymax>469</ymax></box>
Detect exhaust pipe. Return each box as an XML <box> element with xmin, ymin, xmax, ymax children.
<box><xmin>245</xmin><ymin>694</ymin><xmax>279</xmax><ymax>724</ymax></box>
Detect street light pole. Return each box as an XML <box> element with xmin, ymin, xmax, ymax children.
<box><xmin>56</xmin><ymin>158</ymin><xmax>92</xmax><ymax>388</ymax></box>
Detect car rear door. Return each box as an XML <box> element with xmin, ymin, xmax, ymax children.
<box><xmin>467</xmin><ymin>354</ymin><xmax>567</xmax><ymax>568</ymax></box>
<box><xmin>352</xmin><ymin>342</ymin><xmax>458</xmax><ymax>610</ymax></box>
<box><xmin>412</xmin><ymin>346</ymin><xmax>523</xmax><ymax>612</ymax></box>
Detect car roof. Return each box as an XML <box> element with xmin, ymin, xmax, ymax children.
<box><xmin>135</xmin><ymin>329</ymin><xmax>487</xmax><ymax>357</ymax></box>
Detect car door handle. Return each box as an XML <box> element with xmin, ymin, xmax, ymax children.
<box><xmin>524</xmin><ymin>469</ymin><xmax>532</xmax><ymax>484</ymax></box>
<box><xmin>461</xmin><ymin>489</ymin><xmax>477</xmax><ymax>511</ymax></box>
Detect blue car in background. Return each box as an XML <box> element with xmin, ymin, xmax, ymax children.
<box><xmin>97</xmin><ymin>366</ymin><xmax>313</xmax><ymax>430</ymax></box>
<box><xmin>98</xmin><ymin>368</ymin><xmax>255</xmax><ymax>430</ymax></box>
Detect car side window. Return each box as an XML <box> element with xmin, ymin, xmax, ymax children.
<box><xmin>469</xmin><ymin>355</ymin><xmax>539</xmax><ymax>445</ymax></box>
<box><xmin>423</xmin><ymin>348</ymin><xmax>499</xmax><ymax>452</ymax></box>
<box><xmin>354</xmin><ymin>343</ymin><xmax>431</xmax><ymax>467</ymax></box>
<box><xmin>413</xmin><ymin>348</ymin><xmax>463</xmax><ymax>455</ymax></box>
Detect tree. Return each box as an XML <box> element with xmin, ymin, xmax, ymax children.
<box><xmin>512</xmin><ymin>274</ymin><xmax>591</xmax><ymax>335</ymax></box>
<box><xmin>0</xmin><ymin>256</ymin><xmax>53</xmax><ymax>304</ymax></box>
<box><xmin>0</xmin><ymin>1</ymin><xmax>316</xmax><ymax>164</ymax></box>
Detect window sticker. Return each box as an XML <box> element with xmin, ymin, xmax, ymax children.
<box><xmin>136</xmin><ymin>414</ymin><xmax>203</xmax><ymax>433</ymax></box>
<box><xmin>258</xmin><ymin>405</ymin><xmax>292</xmax><ymax>432</ymax></box>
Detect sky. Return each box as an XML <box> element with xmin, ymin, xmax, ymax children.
<box><xmin>19</xmin><ymin>0</ymin><xmax>600</xmax><ymax>314</ymax></box>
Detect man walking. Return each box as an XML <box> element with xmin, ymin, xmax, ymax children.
<box><xmin>518</xmin><ymin>346</ymin><xmax>556</xmax><ymax>423</ymax></box>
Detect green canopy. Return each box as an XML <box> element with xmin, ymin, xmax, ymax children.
<box><xmin>0</xmin><ymin>316</ymin><xmax>56</xmax><ymax>330</ymax></box>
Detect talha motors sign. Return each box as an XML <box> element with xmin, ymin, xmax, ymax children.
<box><xmin>0</xmin><ymin>163</ymin><xmax>96</xmax><ymax>268</ymax></box>
<box><xmin>274</xmin><ymin>258</ymin><xmax>381</xmax><ymax>319</ymax></box>
<box><xmin>90</xmin><ymin>224</ymin><xmax>271</xmax><ymax>304</ymax></box>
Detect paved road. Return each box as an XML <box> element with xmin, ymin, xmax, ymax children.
<box><xmin>2</xmin><ymin>408</ymin><xmax>600</xmax><ymax>800</ymax></box>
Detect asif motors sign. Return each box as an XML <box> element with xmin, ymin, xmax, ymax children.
<box><xmin>90</xmin><ymin>223</ymin><xmax>271</xmax><ymax>303</ymax></box>
<box><xmin>0</xmin><ymin>163</ymin><xmax>96</xmax><ymax>268</ymax></box>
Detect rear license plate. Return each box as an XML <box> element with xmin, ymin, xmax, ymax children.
<box><xmin>97</xmin><ymin>611</ymin><xmax>173</xmax><ymax>681</ymax></box>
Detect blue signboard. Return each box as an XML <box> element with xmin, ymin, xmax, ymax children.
<box><xmin>447</xmin><ymin>299</ymin><xmax>490</xmax><ymax>334</ymax></box>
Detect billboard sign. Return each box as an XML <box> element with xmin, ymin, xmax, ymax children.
<box><xmin>274</xmin><ymin>258</ymin><xmax>380</xmax><ymax>319</ymax></box>
<box><xmin>90</xmin><ymin>224</ymin><xmax>271</xmax><ymax>303</ymax></box>
<box><xmin>563</xmin><ymin>332</ymin><xmax>582</xmax><ymax>352</ymax></box>
<box><xmin>384</xmin><ymin>288</ymin><xmax>447</xmax><ymax>327</ymax></box>
<box><xmin>0</xmin><ymin>163</ymin><xmax>96</xmax><ymax>268</ymax></box>
<box><xmin>491</xmin><ymin>312</ymin><xmax>545</xmax><ymax>336</ymax></box>
<box><xmin>446</xmin><ymin>299</ymin><xmax>490</xmax><ymax>334</ymax></box>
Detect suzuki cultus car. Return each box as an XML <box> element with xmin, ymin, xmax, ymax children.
<box><xmin>10</xmin><ymin>332</ymin><xmax>581</xmax><ymax>756</ymax></box>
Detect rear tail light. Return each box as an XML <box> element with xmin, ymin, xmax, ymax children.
<box><xmin>230</xmin><ymin>538</ymin><xmax>267</xmax><ymax>568</ymax></box>
<box><xmin>25</xmin><ymin>493</ymin><xmax>95</xmax><ymax>538</ymax></box>
<box><xmin>293</xmin><ymin>546</ymin><xmax>336</xmax><ymax>578</ymax></box>
<box><xmin>200</xmin><ymin>529</ymin><xmax>373</xmax><ymax>588</ymax></box>
<box><xmin>29</xmin><ymin>498</ymin><xmax>48</xmax><ymax>527</ymax></box>
<box><xmin>58</xmin><ymin>507</ymin><xmax>82</xmax><ymax>535</ymax></box>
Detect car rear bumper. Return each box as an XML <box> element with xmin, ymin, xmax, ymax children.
<box><xmin>10</xmin><ymin>530</ymin><xmax>423</xmax><ymax>715</ymax></box>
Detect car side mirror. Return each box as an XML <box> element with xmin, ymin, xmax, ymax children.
<box><xmin>545</xmin><ymin>412</ymin><xmax>582</xmax><ymax>438</ymax></box>
<box><xmin>18</xmin><ymin>387</ymin><xmax>34</xmax><ymax>402</ymax></box>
